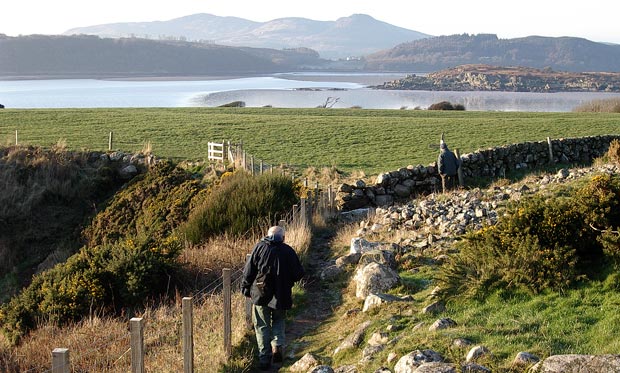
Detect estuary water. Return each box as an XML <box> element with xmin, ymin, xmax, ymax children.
<box><xmin>1</xmin><ymin>74</ymin><xmax>619</xmax><ymax>112</ymax></box>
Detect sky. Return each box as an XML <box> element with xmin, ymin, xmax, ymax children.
<box><xmin>1</xmin><ymin>0</ymin><xmax>619</xmax><ymax>44</ymax></box>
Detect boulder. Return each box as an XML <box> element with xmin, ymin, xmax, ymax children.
<box><xmin>414</xmin><ymin>362</ymin><xmax>457</xmax><ymax>373</ymax></box>
<box><xmin>335</xmin><ymin>252</ymin><xmax>361</xmax><ymax>267</ymax></box>
<box><xmin>428</xmin><ymin>318</ymin><xmax>457</xmax><ymax>331</ymax></box>
<box><xmin>309</xmin><ymin>366</ymin><xmax>335</xmax><ymax>373</ymax></box>
<box><xmin>334</xmin><ymin>321</ymin><xmax>371</xmax><ymax>355</ymax></box>
<box><xmin>359</xmin><ymin>249</ymin><xmax>397</xmax><ymax>269</ymax></box>
<box><xmin>375</xmin><ymin>194</ymin><xmax>394</xmax><ymax>206</ymax></box>
<box><xmin>421</xmin><ymin>301</ymin><xmax>445</xmax><ymax>314</ymax></box>
<box><xmin>465</xmin><ymin>345</ymin><xmax>490</xmax><ymax>362</ymax></box>
<box><xmin>119</xmin><ymin>164</ymin><xmax>138</xmax><ymax>179</ymax></box>
<box><xmin>350</xmin><ymin>237</ymin><xmax>382</xmax><ymax>254</ymax></box>
<box><xmin>290</xmin><ymin>353</ymin><xmax>322</xmax><ymax>372</ymax></box>
<box><xmin>513</xmin><ymin>351</ymin><xmax>540</xmax><ymax>367</ymax></box>
<box><xmin>353</xmin><ymin>262</ymin><xmax>400</xmax><ymax>299</ymax></box>
<box><xmin>363</xmin><ymin>293</ymin><xmax>409</xmax><ymax>312</ymax></box>
<box><xmin>394</xmin><ymin>350</ymin><xmax>444</xmax><ymax>373</ymax></box>
<box><xmin>532</xmin><ymin>354</ymin><xmax>620</xmax><ymax>372</ymax></box>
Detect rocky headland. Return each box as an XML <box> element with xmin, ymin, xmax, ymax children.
<box><xmin>373</xmin><ymin>64</ymin><xmax>620</xmax><ymax>93</ymax></box>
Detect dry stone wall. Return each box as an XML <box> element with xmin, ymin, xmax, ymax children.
<box><xmin>336</xmin><ymin>135</ymin><xmax>620</xmax><ymax>210</ymax></box>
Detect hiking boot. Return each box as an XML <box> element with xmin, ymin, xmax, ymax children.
<box><xmin>272</xmin><ymin>345</ymin><xmax>283</xmax><ymax>363</ymax></box>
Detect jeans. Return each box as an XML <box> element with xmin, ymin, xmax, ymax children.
<box><xmin>252</xmin><ymin>305</ymin><xmax>286</xmax><ymax>361</ymax></box>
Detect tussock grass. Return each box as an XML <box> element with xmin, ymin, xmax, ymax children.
<box><xmin>0</xmin><ymin>293</ymin><xmax>250</xmax><ymax>372</ymax></box>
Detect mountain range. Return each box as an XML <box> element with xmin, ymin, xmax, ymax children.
<box><xmin>2</xmin><ymin>14</ymin><xmax>619</xmax><ymax>78</ymax></box>
<box><xmin>64</xmin><ymin>13</ymin><xmax>430</xmax><ymax>60</ymax></box>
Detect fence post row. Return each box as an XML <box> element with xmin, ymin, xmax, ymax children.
<box><xmin>183</xmin><ymin>297</ymin><xmax>194</xmax><ymax>373</ymax></box>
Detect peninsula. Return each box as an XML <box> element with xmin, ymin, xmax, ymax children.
<box><xmin>374</xmin><ymin>64</ymin><xmax>620</xmax><ymax>93</ymax></box>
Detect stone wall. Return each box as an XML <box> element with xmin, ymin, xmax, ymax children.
<box><xmin>336</xmin><ymin>135</ymin><xmax>620</xmax><ymax>210</ymax></box>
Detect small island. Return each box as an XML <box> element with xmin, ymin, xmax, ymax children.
<box><xmin>374</xmin><ymin>64</ymin><xmax>620</xmax><ymax>93</ymax></box>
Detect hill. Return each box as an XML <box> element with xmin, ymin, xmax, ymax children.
<box><xmin>374</xmin><ymin>64</ymin><xmax>620</xmax><ymax>92</ymax></box>
<box><xmin>365</xmin><ymin>33</ymin><xmax>620</xmax><ymax>72</ymax></box>
<box><xmin>64</xmin><ymin>13</ymin><xmax>431</xmax><ymax>60</ymax></box>
<box><xmin>0</xmin><ymin>34</ymin><xmax>323</xmax><ymax>78</ymax></box>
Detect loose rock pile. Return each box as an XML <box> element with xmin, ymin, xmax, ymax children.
<box><xmin>289</xmin><ymin>162</ymin><xmax>620</xmax><ymax>372</ymax></box>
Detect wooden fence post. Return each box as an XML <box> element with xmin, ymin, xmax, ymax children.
<box><xmin>130</xmin><ymin>317</ymin><xmax>145</xmax><ymax>373</ymax></box>
<box><xmin>292</xmin><ymin>204</ymin><xmax>298</xmax><ymax>225</ymax></box>
<box><xmin>182</xmin><ymin>297</ymin><xmax>194</xmax><ymax>373</ymax></box>
<box><xmin>547</xmin><ymin>137</ymin><xmax>554</xmax><ymax>164</ymax></box>
<box><xmin>245</xmin><ymin>254</ymin><xmax>253</xmax><ymax>329</ymax></box>
<box><xmin>307</xmin><ymin>194</ymin><xmax>313</xmax><ymax>225</ymax></box>
<box><xmin>52</xmin><ymin>348</ymin><xmax>70</xmax><ymax>373</ymax></box>
<box><xmin>108</xmin><ymin>131</ymin><xmax>113</xmax><ymax>151</ymax></box>
<box><xmin>15</xmin><ymin>130</ymin><xmax>18</xmax><ymax>146</ymax></box>
<box><xmin>300</xmin><ymin>198</ymin><xmax>307</xmax><ymax>227</ymax></box>
<box><xmin>455</xmin><ymin>148</ymin><xmax>464</xmax><ymax>187</ymax></box>
<box><xmin>260</xmin><ymin>160</ymin><xmax>264</xmax><ymax>175</ymax></box>
<box><xmin>223</xmin><ymin>268</ymin><xmax>232</xmax><ymax>359</ymax></box>
<box><xmin>243</xmin><ymin>151</ymin><xmax>247</xmax><ymax>171</ymax></box>
<box><xmin>250</xmin><ymin>156</ymin><xmax>255</xmax><ymax>176</ymax></box>
<box><xmin>328</xmin><ymin>185</ymin><xmax>333</xmax><ymax>214</ymax></box>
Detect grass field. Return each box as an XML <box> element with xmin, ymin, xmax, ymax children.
<box><xmin>1</xmin><ymin>108</ymin><xmax>618</xmax><ymax>175</ymax></box>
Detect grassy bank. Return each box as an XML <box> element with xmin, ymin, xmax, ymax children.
<box><xmin>1</xmin><ymin>108</ymin><xmax>618</xmax><ymax>174</ymax></box>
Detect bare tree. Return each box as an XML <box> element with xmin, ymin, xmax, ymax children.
<box><xmin>317</xmin><ymin>97</ymin><xmax>340</xmax><ymax>108</ymax></box>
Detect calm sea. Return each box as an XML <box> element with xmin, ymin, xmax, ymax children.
<box><xmin>1</xmin><ymin>74</ymin><xmax>619</xmax><ymax>112</ymax></box>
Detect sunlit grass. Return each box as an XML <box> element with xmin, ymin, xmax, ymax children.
<box><xmin>1</xmin><ymin>108</ymin><xmax>619</xmax><ymax>174</ymax></box>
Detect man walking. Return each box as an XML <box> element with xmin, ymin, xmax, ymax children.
<box><xmin>437</xmin><ymin>135</ymin><xmax>461</xmax><ymax>192</ymax></box>
<box><xmin>242</xmin><ymin>225</ymin><xmax>305</xmax><ymax>370</ymax></box>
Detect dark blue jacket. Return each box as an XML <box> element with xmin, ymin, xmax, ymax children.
<box><xmin>241</xmin><ymin>237</ymin><xmax>304</xmax><ymax>310</ymax></box>
<box><xmin>438</xmin><ymin>146</ymin><xmax>460</xmax><ymax>176</ymax></box>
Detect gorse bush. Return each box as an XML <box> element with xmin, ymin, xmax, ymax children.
<box><xmin>181</xmin><ymin>171</ymin><xmax>298</xmax><ymax>243</ymax></box>
<box><xmin>0</xmin><ymin>235</ymin><xmax>183</xmax><ymax>345</ymax></box>
<box><xmin>428</xmin><ymin>101</ymin><xmax>466</xmax><ymax>110</ymax></box>
<box><xmin>83</xmin><ymin>160</ymin><xmax>203</xmax><ymax>246</ymax></box>
<box><xmin>437</xmin><ymin>174</ymin><xmax>620</xmax><ymax>299</ymax></box>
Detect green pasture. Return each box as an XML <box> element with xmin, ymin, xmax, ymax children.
<box><xmin>1</xmin><ymin>108</ymin><xmax>618</xmax><ymax>174</ymax></box>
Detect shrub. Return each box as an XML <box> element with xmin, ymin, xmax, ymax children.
<box><xmin>428</xmin><ymin>101</ymin><xmax>465</xmax><ymax>110</ymax></box>
<box><xmin>181</xmin><ymin>171</ymin><xmax>298</xmax><ymax>243</ymax></box>
<box><xmin>437</xmin><ymin>175</ymin><xmax>620</xmax><ymax>300</ymax></box>
<box><xmin>573</xmin><ymin>98</ymin><xmax>620</xmax><ymax>113</ymax></box>
<box><xmin>219</xmin><ymin>101</ymin><xmax>245</xmax><ymax>107</ymax></box>
<box><xmin>0</xmin><ymin>235</ymin><xmax>182</xmax><ymax>345</ymax></box>
<box><xmin>83</xmin><ymin>160</ymin><xmax>203</xmax><ymax>246</ymax></box>
<box><xmin>608</xmin><ymin>139</ymin><xmax>620</xmax><ymax>166</ymax></box>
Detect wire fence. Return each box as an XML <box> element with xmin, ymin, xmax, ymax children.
<box><xmin>12</xmin><ymin>138</ymin><xmax>337</xmax><ymax>372</ymax></box>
